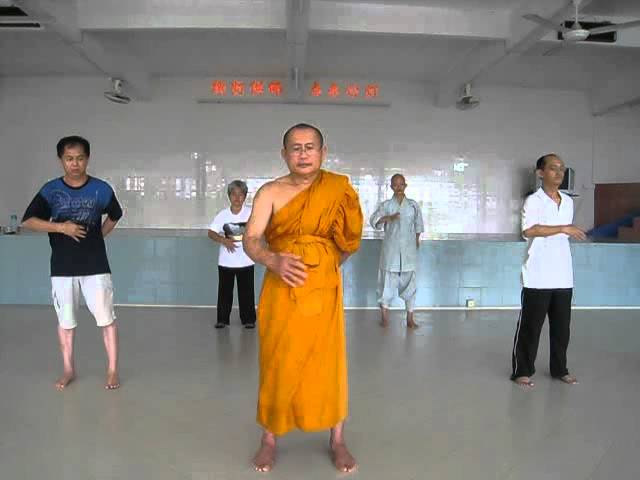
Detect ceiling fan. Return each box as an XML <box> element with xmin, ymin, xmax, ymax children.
<box><xmin>523</xmin><ymin>0</ymin><xmax>640</xmax><ymax>55</ymax></box>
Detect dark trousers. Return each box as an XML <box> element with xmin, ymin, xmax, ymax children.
<box><xmin>511</xmin><ymin>287</ymin><xmax>573</xmax><ymax>379</ymax></box>
<box><xmin>217</xmin><ymin>265</ymin><xmax>256</xmax><ymax>325</ymax></box>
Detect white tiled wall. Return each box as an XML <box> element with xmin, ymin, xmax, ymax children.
<box><xmin>593</xmin><ymin>110</ymin><xmax>640</xmax><ymax>184</ymax></box>
<box><xmin>1</xmin><ymin>76</ymin><xmax>637</xmax><ymax>233</ymax></box>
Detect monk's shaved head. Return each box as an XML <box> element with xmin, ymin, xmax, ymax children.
<box><xmin>283</xmin><ymin>123</ymin><xmax>324</xmax><ymax>148</ymax></box>
<box><xmin>390</xmin><ymin>173</ymin><xmax>405</xmax><ymax>184</ymax></box>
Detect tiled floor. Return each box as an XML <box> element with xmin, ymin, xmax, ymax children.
<box><xmin>1</xmin><ymin>305</ymin><xmax>638</xmax><ymax>480</ymax></box>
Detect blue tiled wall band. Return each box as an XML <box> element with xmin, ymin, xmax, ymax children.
<box><xmin>1</xmin><ymin>235</ymin><xmax>638</xmax><ymax>307</ymax></box>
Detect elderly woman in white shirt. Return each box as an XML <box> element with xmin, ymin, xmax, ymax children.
<box><xmin>208</xmin><ymin>180</ymin><xmax>256</xmax><ymax>329</ymax></box>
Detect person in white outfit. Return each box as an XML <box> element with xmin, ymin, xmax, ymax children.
<box><xmin>511</xmin><ymin>154</ymin><xmax>586</xmax><ymax>388</ymax></box>
<box><xmin>208</xmin><ymin>180</ymin><xmax>256</xmax><ymax>329</ymax></box>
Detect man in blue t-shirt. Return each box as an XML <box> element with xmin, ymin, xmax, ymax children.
<box><xmin>22</xmin><ymin>135</ymin><xmax>123</xmax><ymax>391</ymax></box>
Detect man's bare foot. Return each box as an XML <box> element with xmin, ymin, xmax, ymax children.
<box><xmin>105</xmin><ymin>371</ymin><xmax>120</xmax><ymax>390</ymax></box>
<box><xmin>330</xmin><ymin>441</ymin><xmax>357</xmax><ymax>473</ymax></box>
<box><xmin>253</xmin><ymin>434</ymin><xmax>276</xmax><ymax>473</ymax></box>
<box><xmin>557</xmin><ymin>374</ymin><xmax>578</xmax><ymax>385</ymax></box>
<box><xmin>55</xmin><ymin>371</ymin><xmax>75</xmax><ymax>391</ymax></box>
<box><xmin>513</xmin><ymin>376</ymin><xmax>534</xmax><ymax>388</ymax></box>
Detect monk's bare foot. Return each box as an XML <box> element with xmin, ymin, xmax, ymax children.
<box><xmin>55</xmin><ymin>371</ymin><xmax>75</xmax><ymax>391</ymax></box>
<box><xmin>105</xmin><ymin>371</ymin><xmax>120</xmax><ymax>390</ymax></box>
<box><xmin>406</xmin><ymin>311</ymin><xmax>419</xmax><ymax>329</ymax></box>
<box><xmin>513</xmin><ymin>376</ymin><xmax>534</xmax><ymax>389</ymax></box>
<box><xmin>330</xmin><ymin>441</ymin><xmax>358</xmax><ymax>474</ymax></box>
<box><xmin>557</xmin><ymin>374</ymin><xmax>578</xmax><ymax>385</ymax></box>
<box><xmin>253</xmin><ymin>434</ymin><xmax>276</xmax><ymax>473</ymax></box>
<box><xmin>379</xmin><ymin>307</ymin><xmax>389</xmax><ymax>328</ymax></box>
<box><xmin>407</xmin><ymin>319</ymin><xmax>420</xmax><ymax>329</ymax></box>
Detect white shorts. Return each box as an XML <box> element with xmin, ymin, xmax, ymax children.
<box><xmin>51</xmin><ymin>274</ymin><xmax>116</xmax><ymax>329</ymax></box>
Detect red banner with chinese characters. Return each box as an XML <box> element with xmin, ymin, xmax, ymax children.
<box><xmin>309</xmin><ymin>81</ymin><xmax>381</xmax><ymax>100</ymax></box>
<box><xmin>211</xmin><ymin>79</ymin><xmax>284</xmax><ymax>98</ymax></box>
<box><xmin>209</xmin><ymin>79</ymin><xmax>383</xmax><ymax>103</ymax></box>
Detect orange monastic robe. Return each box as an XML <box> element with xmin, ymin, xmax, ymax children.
<box><xmin>257</xmin><ymin>170</ymin><xmax>363</xmax><ymax>435</ymax></box>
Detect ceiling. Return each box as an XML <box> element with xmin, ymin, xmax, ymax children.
<box><xmin>320</xmin><ymin>0</ymin><xmax>640</xmax><ymax>15</ymax></box>
<box><xmin>317</xmin><ymin>0</ymin><xmax>519</xmax><ymax>8</ymax></box>
<box><xmin>0</xmin><ymin>0</ymin><xmax>639</xmax><ymax>113</ymax></box>
<box><xmin>307</xmin><ymin>32</ymin><xmax>482</xmax><ymax>81</ymax></box>
<box><xmin>583</xmin><ymin>0</ymin><xmax>640</xmax><ymax>16</ymax></box>
<box><xmin>104</xmin><ymin>30</ymin><xmax>290</xmax><ymax>78</ymax></box>
<box><xmin>0</xmin><ymin>31</ymin><xmax>96</xmax><ymax>75</ymax></box>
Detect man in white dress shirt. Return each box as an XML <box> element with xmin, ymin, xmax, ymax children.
<box><xmin>511</xmin><ymin>154</ymin><xmax>586</xmax><ymax>388</ymax></box>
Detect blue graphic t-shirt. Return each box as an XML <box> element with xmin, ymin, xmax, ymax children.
<box><xmin>23</xmin><ymin>176</ymin><xmax>123</xmax><ymax>277</ymax></box>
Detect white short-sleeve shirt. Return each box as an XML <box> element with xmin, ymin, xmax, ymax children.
<box><xmin>521</xmin><ymin>188</ymin><xmax>574</xmax><ymax>289</ymax></box>
<box><xmin>208</xmin><ymin>206</ymin><xmax>254</xmax><ymax>268</ymax></box>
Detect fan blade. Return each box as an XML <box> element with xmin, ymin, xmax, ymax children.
<box><xmin>523</xmin><ymin>14</ymin><xmax>569</xmax><ymax>33</ymax></box>
<box><xmin>542</xmin><ymin>42</ymin><xmax>567</xmax><ymax>56</ymax></box>
<box><xmin>589</xmin><ymin>20</ymin><xmax>640</xmax><ymax>36</ymax></box>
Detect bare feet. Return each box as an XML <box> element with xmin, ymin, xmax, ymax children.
<box><xmin>330</xmin><ymin>441</ymin><xmax>358</xmax><ymax>474</ymax></box>
<box><xmin>253</xmin><ymin>433</ymin><xmax>276</xmax><ymax>472</ymax></box>
<box><xmin>513</xmin><ymin>376</ymin><xmax>534</xmax><ymax>389</ymax></box>
<box><xmin>406</xmin><ymin>311</ymin><xmax>419</xmax><ymax>329</ymax></box>
<box><xmin>55</xmin><ymin>371</ymin><xmax>75</xmax><ymax>391</ymax></box>
<box><xmin>379</xmin><ymin>307</ymin><xmax>389</xmax><ymax>328</ymax></box>
<box><xmin>557</xmin><ymin>374</ymin><xmax>578</xmax><ymax>385</ymax></box>
<box><xmin>105</xmin><ymin>370</ymin><xmax>120</xmax><ymax>390</ymax></box>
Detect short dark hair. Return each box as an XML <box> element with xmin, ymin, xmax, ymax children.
<box><xmin>536</xmin><ymin>153</ymin><xmax>559</xmax><ymax>171</ymax></box>
<box><xmin>57</xmin><ymin>136</ymin><xmax>90</xmax><ymax>158</ymax></box>
<box><xmin>282</xmin><ymin>123</ymin><xmax>324</xmax><ymax>148</ymax></box>
<box><xmin>390</xmin><ymin>173</ymin><xmax>405</xmax><ymax>183</ymax></box>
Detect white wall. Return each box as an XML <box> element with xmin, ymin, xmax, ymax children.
<box><xmin>2</xmin><ymin>75</ymin><xmax>634</xmax><ymax>233</ymax></box>
<box><xmin>593</xmin><ymin>110</ymin><xmax>640</xmax><ymax>184</ymax></box>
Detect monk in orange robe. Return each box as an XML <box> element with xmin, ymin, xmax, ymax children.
<box><xmin>243</xmin><ymin>123</ymin><xmax>363</xmax><ymax>473</ymax></box>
